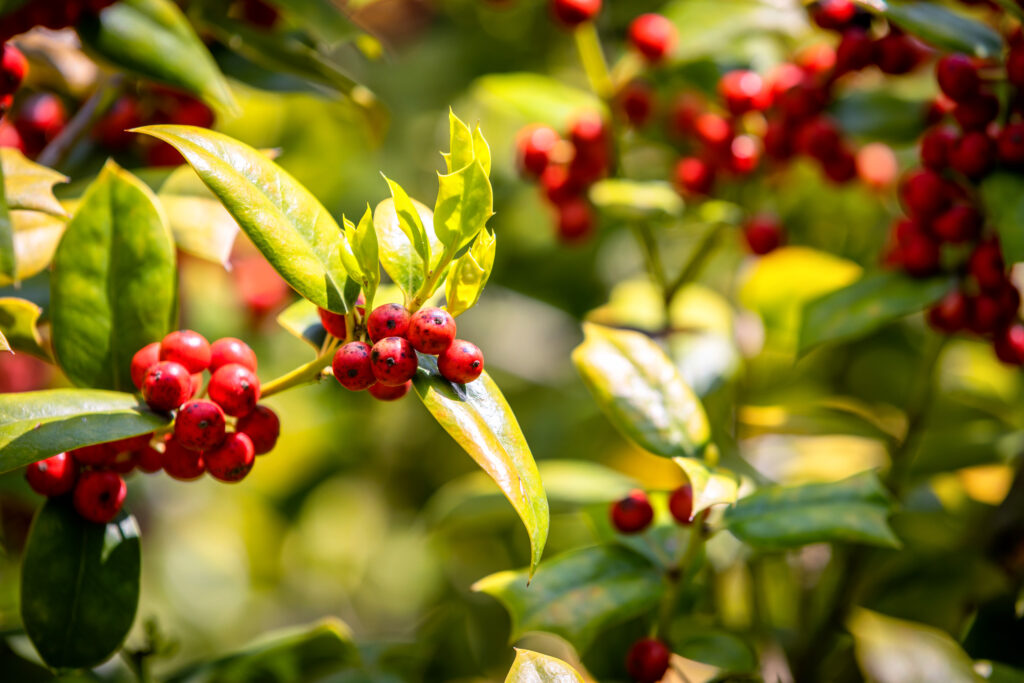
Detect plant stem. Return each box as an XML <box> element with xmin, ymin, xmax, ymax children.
<box><xmin>409</xmin><ymin>249</ymin><xmax>455</xmax><ymax>311</ymax></box>
<box><xmin>663</xmin><ymin>223</ymin><xmax>727</xmax><ymax>306</ymax></box>
<box><xmin>261</xmin><ymin>352</ymin><xmax>335</xmax><ymax>398</ymax></box>
<box><xmin>633</xmin><ymin>222</ymin><xmax>668</xmax><ymax>292</ymax></box>
<box><xmin>573</xmin><ymin>22</ymin><xmax>614</xmax><ymax>100</ymax></box>
<box><xmin>38</xmin><ymin>75</ymin><xmax>125</xmax><ymax>170</ymax></box>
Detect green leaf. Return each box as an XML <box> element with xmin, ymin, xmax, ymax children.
<box><xmin>372</xmin><ymin>197</ymin><xmax>440</xmax><ymax>300</ymax></box>
<box><xmin>156</xmin><ymin>164</ymin><xmax>239</xmax><ymax>266</ymax></box>
<box><xmin>434</xmin><ymin>159</ymin><xmax>493</xmax><ymax>251</ymax></box>
<box><xmin>471</xmin><ymin>73</ymin><xmax>604</xmax><ymax>129</ymax></box>
<box><xmin>848</xmin><ymin>609</ymin><xmax>979</xmax><ymax>683</ymax></box>
<box><xmin>0</xmin><ymin>153</ymin><xmax>14</xmax><ymax>283</ymax></box>
<box><xmin>277</xmin><ymin>0</ymin><xmax>360</xmax><ymax>47</ymax></box>
<box><xmin>473</xmin><ymin>545</ymin><xmax>663</xmax><ymax>652</ymax></box>
<box><xmin>873</xmin><ymin>1</ymin><xmax>1003</xmax><ymax>58</ymax></box>
<box><xmin>51</xmin><ymin>161</ymin><xmax>176</xmax><ymax>391</ymax></box>
<box><xmin>0</xmin><ymin>211</ymin><xmax>67</xmax><ymax>288</ymax></box>
<box><xmin>798</xmin><ymin>272</ymin><xmax>953</xmax><ymax>354</ymax></box>
<box><xmin>1</xmin><ymin>148</ymin><xmax>68</xmax><ymax>217</ymax></box>
<box><xmin>723</xmin><ymin>472</ymin><xmax>900</xmax><ymax>550</ymax></box>
<box><xmin>0</xmin><ymin>297</ymin><xmax>48</xmax><ymax>360</ymax></box>
<box><xmin>980</xmin><ymin>172</ymin><xmax>1024</xmax><ymax>265</ymax></box>
<box><xmin>670</xmin><ymin>628</ymin><xmax>756</xmax><ymax>674</ymax></box>
<box><xmin>413</xmin><ymin>355</ymin><xmax>548</xmax><ymax>576</ymax></box>
<box><xmin>165</xmin><ymin>618</ymin><xmax>359</xmax><ymax>683</ymax></box>
<box><xmin>832</xmin><ymin>90</ymin><xmax>930</xmax><ymax>145</ymax></box>
<box><xmin>351</xmin><ymin>206</ymin><xmax>378</xmax><ymax>305</ymax></box>
<box><xmin>589</xmin><ymin>180</ymin><xmax>684</xmax><ymax>222</ymax></box>
<box><xmin>444</xmin><ymin>109</ymin><xmax>475</xmax><ymax>174</ymax></box>
<box><xmin>21</xmin><ymin>498</ymin><xmax>140</xmax><ymax>670</ymax></box>
<box><xmin>674</xmin><ymin>457</ymin><xmax>739</xmax><ymax>519</ymax></box>
<box><xmin>0</xmin><ymin>389</ymin><xmax>170</xmax><ymax>473</ymax></box>
<box><xmin>383</xmin><ymin>176</ymin><xmax>431</xmax><ymax>268</ymax></box>
<box><xmin>276</xmin><ymin>298</ymin><xmax>326</xmax><ymax>352</ymax></box>
<box><xmin>572</xmin><ymin>323</ymin><xmax>711</xmax><ymax>459</ymax></box>
<box><xmin>133</xmin><ymin>125</ymin><xmax>359</xmax><ymax>313</ymax></box>
<box><xmin>473</xmin><ymin>126</ymin><xmax>492</xmax><ymax>177</ymax></box>
<box><xmin>445</xmin><ymin>229</ymin><xmax>495</xmax><ymax>317</ymax></box>
<box><xmin>505</xmin><ymin>649</ymin><xmax>584</xmax><ymax>683</ymax></box>
<box><xmin>77</xmin><ymin>0</ymin><xmax>236</xmax><ymax>112</ymax></box>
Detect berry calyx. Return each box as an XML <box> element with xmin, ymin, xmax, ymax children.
<box><xmin>368</xmin><ymin>381</ymin><xmax>411</xmax><ymax>401</ymax></box>
<box><xmin>25</xmin><ymin>453</ymin><xmax>77</xmax><ymax>497</ymax></box>
<box><xmin>550</xmin><ymin>0</ymin><xmax>601</xmax><ymax>28</ymax></box>
<box><xmin>438</xmin><ymin>339</ymin><xmax>485</xmax><ymax>384</ymax></box>
<box><xmin>367</xmin><ymin>303</ymin><xmax>412</xmax><ymax>343</ymax></box>
<box><xmin>130</xmin><ymin>342</ymin><xmax>160</xmax><ymax>390</ymax></box>
<box><xmin>318</xmin><ymin>307</ymin><xmax>349</xmax><ymax>338</ymax></box>
<box><xmin>610</xmin><ymin>489</ymin><xmax>654</xmax><ymax>534</ymax></box>
<box><xmin>142</xmin><ymin>361</ymin><xmax>192</xmax><ymax>412</ymax></box>
<box><xmin>626</xmin><ymin>638</ymin><xmax>672</xmax><ymax>683</ymax></box>
<box><xmin>236</xmin><ymin>405</ymin><xmax>280</xmax><ymax>455</ymax></box>
<box><xmin>370</xmin><ymin>337</ymin><xmax>419</xmax><ymax>386</ymax></box>
<box><xmin>628</xmin><ymin>13</ymin><xmax>676</xmax><ymax>63</ymax></box>
<box><xmin>208</xmin><ymin>363</ymin><xmax>261</xmax><ymax>417</ymax></box>
<box><xmin>407</xmin><ymin>307</ymin><xmax>457</xmax><ymax>355</ymax></box>
<box><xmin>668</xmin><ymin>484</ymin><xmax>695</xmax><ymax>524</ymax></box>
<box><xmin>209</xmin><ymin>337</ymin><xmax>257</xmax><ymax>373</ymax></box>
<box><xmin>159</xmin><ymin>329</ymin><xmax>212</xmax><ymax>374</ymax></box>
<box><xmin>174</xmin><ymin>400</ymin><xmax>227</xmax><ymax>452</ymax></box>
<box><xmin>162</xmin><ymin>437</ymin><xmax>205</xmax><ymax>480</ymax></box>
<box><xmin>73</xmin><ymin>470</ymin><xmax>127</xmax><ymax>524</ymax></box>
<box><xmin>205</xmin><ymin>432</ymin><xmax>256</xmax><ymax>482</ymax></box>
<box><xmin>332</xmin><ymin>341</ymin><xmax>377</xmax><ymax>391</ymax></box>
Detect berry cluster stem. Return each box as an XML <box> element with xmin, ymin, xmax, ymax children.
<box><xmin>409</xmin><ymin>248</ymin><xmax>456</xmax><ymax>311</ymax></box>
<box><xmin>573</xmin><ymin>22</ymin><xmax>614</xmax><ymax>100</ymax></box>
<box><xmin>261</xmin><ymin>339</ymin><xmax>340</xmax><ymax>398</ymax></box>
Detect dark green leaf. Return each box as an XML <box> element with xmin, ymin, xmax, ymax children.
<box><xmin>504</xmin><ymin>649</ymin><xmax>584</xmax><ymax>683</ymax></box>
<box><xmin>133</xmin><ymin>125</ymin><xmax>359</xmax><ymax>313</ymax></box>
<box><xmin>473</xmin><ymin>545</ymin><xmax>663</xmax><ymax>652</ymax></box>
<box><xmin>799</xmin><ymin>272</ymin><xmax>952</xmax><ymax>354</ymax></box>
<box><xmin>77</xmin><ymin>0</ymin><xmax>236</xmax><ymax>112</ymax></box>
<box><xmin>572</xmin><ymin>323</ymin><xmax>711</xmax><ymax>459</ymax></box>
<box><xmin>669</xmin><ymin>627</ymin><xmax>756</xmax><ymax>673</ymax></box>
<box><xmin>0</xmin><ymin>389</ymin><xmax>170</xmax><ymax>473</ymax></box>
<box><xmin>589</xmin><ymin>180</ymin><xmax>684</xmax><ymax>222</ymax></box>
<box><xmin>277</xmin><ymin>298</ymin><xmax>326</xmax><ymax>352</ymax></box>
<box><xmin>21</xmin><ymin>498</ymin><xmax>140</xmax><ymax>669</ymax></box>
<box><xmin>0</xmin><ymin>297</ymin><xmax>49</xmax><ymax>360</ymax></box>
<box><xmin>832</xmin><ymin>90</ymin><xmax>930</xmax><ymax>145</ymax></box>
<box><xmin>724</xmin><ymin>472</ymin><xmax>900</xmax><ymax>550</ymax></box>
<box><xmin>50</xmin><ymin>161</ymin><xmax>176</xmax><ymax>391</ymax></box>
<box><xmin>980</xmin><ymin>172</ymin><xmax>1024</xmax><ymax>265</ymax></box>
<box><xmin>873</xmin><ymin>1</ymin><xmax>1003</xmax><ymax>58</ymax></box>
<box><xmin>413</xmin><ymin>355</ymin><xmax>548</xmax><ymax>576</ymax></box>
<box><xmin>277</xmin><ymin>0</ymin><xmax>360</xmax><ymax>47</ymax></box>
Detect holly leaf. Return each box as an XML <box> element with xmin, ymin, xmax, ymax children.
<box><xmin>372</xmin><ymin>197</ymin><xmax>441</xmax><ymax>301</ymax></box>
<box><xmin>0</xmin><ymin>210</ymin><xmax>66</xmax><ymax>288</ymax></box>
<box><xmin>444</xmin><ymin>108</ymin><xmax>475</xmax><ymax>174</ymax></box>
<box><xmin>505</xmin><ymin>649</ymin><xmax>584</xmax><ymax>683</ymax></box>
<box><xmin>980</xmin><ymin>172</ymin><xmax>1024</xmax><ymax>265</ymax></box>
<box><xmin>413</xmin><ymin>354</ymin><xmax>548</xmax><ymax>577</ymax></box>
<box><xmin>276</xmin><ymin>299</ymin><xmax>326</xmax><ymax>352</ymax></box>
<box><xmin>849</xmin><ymin>609</ymin><xmax>979</xmax><ymax>683</ymax></box>
<box><xmin>674</xmin><ymin>457</ymin><xmax>739</xmax><ymax>519</ymax></box>
<box><xmin>382</xmin><ymin>176</ymin><xmax>431</xmax><ymax>270</ymax></box>
<box><xmin>21</xmin><ymin>498</ymin><xmax>140</xmax><ymax>669</ymax></box>
<box><xmin>155</xmin><ymin>164</ymin><xmax>239</xmax><ymax>266</ymax></box>
<box><xmin>445</xmin><ymin>229</ymin><xmax>495</xmax><ymax>317</ymax></box>
<box><xmin>1</xmin><ymin>148</ymin><xmax>68</xmax><ymax>217</ymax></box>
<box><xmin>433</xmin><ymin>158</ymin><xmax>492</xmax><ymax>251</ymax></box>
<box><xmin>50</xmin><ymin>161</ymin><xmax>176</xmax><ymax>391</ymax></box>
<box><xmin>0</xmin><ymin>297</ymin><xmax>48</xmax><ymax>360</ymax></box>
<box><xmin>873</xmin><ymin>1</ymin><xmax>1002</xmax><ymax>58</ymax></box>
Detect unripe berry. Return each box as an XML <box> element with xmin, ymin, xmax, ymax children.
<box><xmin>318</xmin><ymin>307</ymin><xmax>349</xmax><ymax>338</ymax></box>
<box><xmin>0</xmin><ymin>43</ymin><xmax>27</xmax><ymax>96</ymax></box>
<box><xmin>367</xmin><ymin>303</ymin><xmax>412</xmax><ymax>343</ymax></box>
<box><xmin>205</xmin><ymin>432</ymin><xmax>256</xmax><ymax>482</ymax></box>
<box><xmin>333</xmin><ymin>341</ymin><xmax>376</xmax><ymax>391</ymax></box>
<box><xmin>143</xmin><ymin>361</ymin><xmax>191</xmax><ymax>411</ymax></box>
<box><xmin>900</xmin><ymin>170</ymin><xmax>951</xmax><ymax>219</ymax></box>
<box><xmin>550</xmin><ymin>0</ymin><xmax>601</xmax><ymax>27</ymax></box>
<box><xmin>970</xmin><ymin>239</ymin><xmax>1005</xmax><ymax>292</ymax></box>
<box><xmin>160</xmin><ymin>329</ymin><xmax>211</xmax><ymax>374</ymax></box>
<box><xmin>370</xmin><ymin>337</ymin><xmax>419</xmax><ymax>386</ymax></box>
<box><xmin>26</xmin><ymin>453</ymin><xmax>77</xmax><ymax>497</ymax></box>
<box><xmin>952</xmin><ymin>92</ymin><xmax>999</xmax><ymax>131</ymax></box>
<box><xmin>718</xmin><ymin>70</ymin><xmax>767</xmax><ymax>115</ymax></box>
<box><xmin>609</xmin><ymin>490</ymin><xmax>653</xmax><ymax>534</ymax></box>
<box><xmin>668</xmin><ymin>484</ymin><xmax>694</xmax><ymax>524</ymax></box>
<box><xmin>674</xmin><ymin>157</ymin><xmax>715</xmax><ymax>196</ymax></box>
<box><xmin>438</xmin><ymin>339</ymin><xmax>484</xmax><ymax>384</ymax></box>
<box><xmin>209</xmin><ymin>337</ymin><xmax>257</xmax><ymax>373</ymax></box>
<box><xmin>368</xmin><ymin>381</ymin><xmax>411</xmax><ymax>401</ymax></box>
<box><xmin>928</xmin><ymin>290</ymin><xmax>968</xmax><ymax>334</ymax></box>
<box><xmin>932</xmin><ymin>205</ymin><xmax>982</xmax><ymax>244</ymax></box>
<box><xmin>162</xmin><ymin>437</ymin><xmax>205</xmax><ymax>480</ymax></box>
<box><xmin>236</xmin><ymin>405</ymin><xmax>280</xmax><ymax>454</ymax></box>
<box><xmin>919</xmin><ymin>126</ymin><xmax>957</xmax><ymax>170</ymax></box>
<box><xmin>407</xmin><ymin>307</ymin><xmax>456</xmax><ymax>354</ymax></box>
<box><xmin>130</xmin><ymin>342</ymin><xmax>161</xmax><ymax>390</ymax></box>
<box><xmin>626</xmin><ymin>638</ymin><xmax>672</xmax><ymax>683</ymax></box>
<box><xmin>998</xmin><ymin>123</ymin><xmax>1024</xmax><ymax>165</ymax></box>
<box><xmin>556</xmin><ymin>197</ymin><xmax>594</xmax><ymax>243</ymax></box>
<box><xmin>208</xmin><ymin>363</ymin><xmax>261</xmax><ymax>417</ymax></box>
<box><xmin>994</xmin><ymin>324</ymin><xmax>1024</xmax><ymax>365</ymax></box>
<box><xmin>73</xmin><ymin>471</ymin><xmax>126</xmax><ymax>524</ymax></box>
<box><xmin>744</xmin><ymin>215</ymin><xmax>783</xmax><ymax>255</ymax></box>
<box><xmin>949</xmin><ymin>131</ymin><xmax>995</xmax><ymax>179</ymax></box>
<box><xmin>174</xmin><ymin>400</ymin><xmax>227</xmax><ymax>452</ymax></box>
<box><xmin>517</xmin><ymin>125</ymin><xmax>559</xmax><ymax>177</ymax></box>
<box><xmin>628</xmin><ymin>13</ymin><xmax>676</xmax><ymax>63</ymax></box>
<box><xmin>618</xmin><ymin>81</ymin><xmax>654</xmax><ymax>127</ymax></box>
<box><xmin>936</xmin><ymin>54</ymin><xmax>980</xmax><ymax>103</ymax></box>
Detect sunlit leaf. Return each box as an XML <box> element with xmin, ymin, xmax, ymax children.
<box><xmin>0</xmin><ymin>297</ymin><xmax>48</xmax><ymax>360</ymax></box>
<box><xmin>589</xmin><ymin>179</ymin><xmax>684</xmax><ymax>222</ymax></box>
<box><xmin>434</xmin><ymin>159</ymin><xmax>492</xmax><ymax>251</ymax></box>
<box><xmin>383</xmin><ymin>176</ymin><xmax>431</xmax><ymax>270</ymax></box>
<box><xmin>445</xmin><ymin>229</ymin><xmax>495</xmax><ymax>317</ymax></box>
<box><xmin>156</xmin><ymin>164</ymin><xmax>239</xmax><ymax>265</ymax></box>
<box><xmin>0</xmin><ymin>148</ymin><xmax>68</xmax><ymax>217</ymax></box>
<box><xmin>472</xmin><ymin>73</ymin><xmax>604</xmax><ymax>129</ymax></box>
<box><xmin>674</xmin><ymin>457</ymin><xmax>739</xmax><ymax>519</ymax></box>
<box><xmin>0</xmin><ymin>210</ymin><xmax>66</xmax><ymax>288</ymax></box>
<box><xmin>444</xmin><ymin>109</ymin><xmax>475</xmax><ymax>174</ymax></box>
<box><xmin>373</xmin><ymin>197</ymin><xmax>441</xmax><ymax>301</ymax></box>
<box><xmin>277</xmin><ymin>298</ymin><xmax>326</xmax><ymax>352</ymax></box>
<box><xmin>505</xmin><ymin>649</ymin><xmax>584</xmax><ymax>683</ymax></box>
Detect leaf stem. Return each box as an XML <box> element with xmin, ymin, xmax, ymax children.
<box><xmin>573</xmin><ymin>22</ymin><xmax>614</xmax><ymax>100</ymax></box>
<box><xmin>409</xmin><ymin>249</ymin><xmax>455</xmax><ymax>311</ymax></box>
<box><xmin>261</xmin><ymin>349</ymin><xmax>334</xmax><ymax>398</ymax></box>
<box><xmin>632</xmin><ymin>222</ymin><xmax>668</xmax><ymax>293</ymax></box>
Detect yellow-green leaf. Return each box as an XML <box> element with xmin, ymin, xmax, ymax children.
<box><xmin>444</xmin><ymin>109</ymin><xmax>475</xmax><ymax>174</ymax></box>
<box><xmin>0</xmin><ymin>297</ymin><xmax>48</xmax><ymax>360</ymax></box>
<box><xmin>505</xmin><ymin>649</ymin><xmax>584</xmax><ymax>683</ymax></box>
<box><xmin>445</xmin><ymin>229</ymin><xmax>495</xmax><ymax>317</ymax></box>
<box><xmin>373</xmin><ymin>197</ymin><xmax>441</xmax><ymax>300</ymax></box>
<box><xmin>434</xmin><ymin>158</ymin><xmax>492</xmax><ymax>251</ymax></box>
<box><xmin>383</xmin><ymin>176</ymin><xmax>431</xmax><ymax>268</ymax></box>
<box><xmin>1</xmin><ymin>148</ymin><xmax>68</xmax><ymax>217</ymax></box>
<box><xmin>156</xmin><ymin>164</ymin><xmax>239</xmax><ymax>265</ymax></box>
<box><xmin>674</xmin><ymin>457</ymin><xmax>739</xmax><ymax>519</ymax></box>
<box><xmin>0</xmin><ymin>210</ymin><xmax>66</xmax><ymax>287</ymax></box>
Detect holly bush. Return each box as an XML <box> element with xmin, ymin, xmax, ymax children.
<box><xmin>1</xmin><ymin>0</ymin><xmax>1024</xmax><ymax>681</ymax></box>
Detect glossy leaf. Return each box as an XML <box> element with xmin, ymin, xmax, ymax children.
<box><xmin>505</xmin><ymin>649</ymin><xmax>584</xmax><ymax>683</ymax></box>
<box><xmin>351</xmin><ymin>207</ymin><xmax>379</xmax><ymax>305</ymax></box>
<box><xmin>383</xmin><ymin>176</ymin><xmax>431</xmax><ymax>269</ymax></box>
<box><xmin>51</xmin><ymin>161</ymin><xmax>176</xmax><ymax>391</ymax></box>
<box><xmin>589</xmin><ymin>180</ymin><xmax>684</xmax><ymax>222</ymax></box>
<box><xmin>0</xmin><ymin>297</ymin><xmax>48</xmax><ymax>360</ymax></box>
<box><xmin>980</xmin><ymin>172</ymin><xmax>1024</xmax><ymax>265</ymax></box>
<box><xmin>572</xmin><ymin>323</ymin><xmax>711</xmax><ymax>459</ymax></box>
<box><xmin>156</xmin><ymin>164</ymin><xmax>239</xmax><ymax>265</ymax></box>
<box><xmin>799</xmin><ymin>272</ymin><xmax>953</xmax><ymax>354</ymax></box>
<box><xmin>0</xmin><ymin>389</ymin><xmax>170</xmax><ymax>473</ymax></box>
<box><xmin>78</xmin><ymin>0</ymin><xmax>235</xmax><ymax>112</ymax></box>
<box><xmin>724</xmin><ymin>472</ymin><xmax>900</xmax><ymax>550</ymax></box>
<box><xmin>133</xmin><ymin>125</ymin><xmax>359</xmax><ymax>313</ymax></box>
<box><xmin>446</xmin><ymin>229</ymin><xmax>496</xmax><ymax>317</ymax></box>
<box><xmin>165</xmin><ymin>618</ymin><xmax>359</xmax><ymax>683</ymax></box>
<box><xmin>434</xmin><ymin>159</ymin><xmax>492</xmax><ymax>251</ymax></box>
<box><xmin>473</xmin><ymin>125</ymin><xmax>492</xmax><ymax>177</ymax></box>
<box><xmin>874</xmin><ymin>1</ymin><xmax>1002</xmax><ymax>58</ymax></box>
<box><xmin>373</xmin><ymin>197</ymin><xmax>441</xmax><ymax>300</ymax></box>
<box><xmin>277</xmin><ymin>299</ymin><xmax>326</xmax><ymax>351</ymax></box>
<box><xmin>671</xmin><ymin>628</ymin><xmax>757</xmax><ymax>674</ymax></box>
<box><xmin>444</xmin><ymin>109</ymin><xmax>475</xmax><ymax>174</ymax></box>
<box><xmin>674</xmin><ymin>457</ymin><xmax>739</xmax><ymax>519</ymax></box>
<box><xmin>0</xmin><ymin>210</ymin><xmax>67</xmax><ymax>288</ymax></box>
<box><xmin>849</xmin><ymin>609</ymin><xmax>978</xmax><ymax>683</ymax></box>
<box><xmin>413</xmin><ymin>354</ymin><xmax>548</xmax><ymax>576</ymax></box>
<box><xmin>474</xmin><ymin>545</ymin><xmax>663</xmax><ymax>652</ymax></box>
<box><xmin>21</xmin><ymin>498</ymin><xmax>140</xmax><ymax>669</ymax></box>
<box><xmin>1</xmin><ymin>148</ymin><xmax>68</xmax><ymax>217</ymax></box>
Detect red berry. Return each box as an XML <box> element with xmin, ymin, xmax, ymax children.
<box><xmin>968</xmin><ymin>293</ymin><xmax>1004</xmax><ymax>336</ymax></box>
<box><xmin>69</xmin><ymin>442</ymin><xmax>117</xmax><ymax>467</ymax></box>
<box><xmin>823</xmin><ymin>148</ymin><xmax>857</xmax><ymax>184</ymax></box>
<box><xmin>238</xmin><ymin>0</ymin><xmax>280</xmax><ymax>28</ymax></box>
<box><xmin>626</xmin><ymin>638</ymin><xmax>672</xmax><ymax>683</ymax></box>
<box><xmin>205</xmin><ymin>432</ymin><xmax>255</xmax><ymax>482</ymax></box>
<box><xmin>318</xmin><ymin>307</ymin><xmax>349</xmax><ymax>338</ymax></box>
<box><xmin>407</xmin><ymin>307</ymin><xmax>456</xmax><ymax>354</ymax></box>
<box><xmin>108</xmin><ymin>450</ymin><xmax>137</xmax><ymax>475</ymax></box>
<box><xmin>160</xmin><ymin>330</ymin><xmax>211</xmax><ymax>374</ymax></box>
<box><xmin>93</xmin><ymin>95</ymin><xmax>143</xmax><ymax>149</ymax></box>
<box><xmin>936</xmin><ymin>54</ymin><xmax>980</xmax><ymax>103</ymax></box>
<box><xmin>550</xmin><ymin>0</ymin><xmax>601</xmax><ymax>27</ymax></box>
<box><xmin>718</xmin><ymin>70</ymin><xmax>767</xmax><ymax>115</ymax></box>
<box><xmin>931</xmin><ymin>205</ymin><xmax>982</xmax><ymax>244</ymax></box>
<box><xmin>367</xmin><ymin>303</ymin><xmax>412</xmax><ymax>343</ymax></box>
<box><xmin>130</xmin><ymin>342</ymin><xmax>161</xmax><ymax>390</ymax></box>
<box><xmin>667</xmin><ymin>93</ymin><xmax>703</xmax><ymax>137</ymax></box>
<box><xmin>763</xmin><ymin>120</ymin><xmax>795</xmax><ymax>161</ymax></box>
<box><xmin>541</xmin><ymin>164</ymin><xmax>581</xmax><ymax>205</ymax></box>
<box><xmin>900</xmin><ymin>170</ymin><xmax>951</xmax><ymax>219</ymax></box>
<box><xmin>919</xmin><ymin>126</ymin><xmax>957</xmax><ymax>170</ymax></box>
<box><xmin>370</xmin><ymin>337</ymin><xmax>419</xmax><ymax>386</ymax></box>
<box><xmin>835</xmin><ymin>29</ymin><xmax>874</xmax><ymax>73</ymax></box>
<box><xmin>142</xmin><ymin>361</ymin><xmax>192</xmax><ymax>412</ymax></box>
<box><xmin>136</xmin><ymin>443</ymin><xmax>164</xmax><ymax>473</ymax></box>
<box><xmin>728</xmin><ymin>135</ymin><xmax>761</xmax><ymax>175</ymax></box>
<box><xmin>693</xmin><ymin>112</ymin><xmax>732</xmax><ymax>151</ymax></box>
<box><xmin>628</xmin><ymin>13</ymin><xmax>676</xmax><ymax>63</ymax></box>
<box><xmin>901</xmin><ymin>233</ymin><xmax>940</xmax><ymax>278</ymax></box>
<box><xmin>569</xmin><ymin>112</ymin><xmax>607</xmax><ymax>157</ymax></box>
<box><xmin>874</xmin><ymin>33</ymin><xmax>924</xmax><ymax>75</ymax></box>
<box><xmin>109</xmin><ymin>433</ymin><xmax>153</xmax><ymax>453</ymax></box>
<box><xmin>744</xmin><ymin>215</ymin><xmax>783</xmax><ymax>255</ymax></box>
<box><xmin>0</xmin><ymin>119</ymin><xmax>24</xmax><ymax>152</ymax></box>
<box><xmin>0</xmin><ymin>43</ymin><xmax>27</xmax><ymax>96</ymax></box>
<box><xmin>949</xmin><ymin>131</ymin><xmax>995</xmax><ymax>179</ymax></box>
<box><xmin>674</xmin><ymin>157</ymin><xmax>715</xmax><ymax>196</ymax></box>
<box><xmin>796</xmin><ymin>117</ymin><xmax>841</xmax><ymax>161</ymax></box>
<box><xmin>26</xmin><ymin>453</ymin><xmax>77</xmax><ymax>497</ymax></box>
<box><xmin>668</xmin><ymin>484</ymin><xmax>694</xmax><ymax>524</ymax></box>
<box><xmin>73</xmin><ymin>471</ymin><xmax>126</xmax><ymax>524</ymax></box>
<box><xmin>332</xmin><ymin>341</ymin><xmax>376</xmax><ymax>391</ymax></box>
<box><xmin>811</xmin><ymin>0</ymin><xmax>856</xmax><ymax>30</ymax></box>
<box><xmin>368</xmin><ymin>381</ymin><xmax>411</xmax><ymax>401</ymax></box>
<box><xmin>208</xmin><ymin>364</ymin><xmax>261</xmax><ymax>417</ymax></box>
<box><xmin>953</xmin><ymin>92</ymin><xmax>999</xmax><ymax>131</ymax></box>
<box><xmin>236</xmin><ymin>405</ymin><xmax>280</xmax><ymax>454</ymax></box>
<box><xmin>162</xmin><ymin>437</ymin><xmax>205</xmax><ymax>480</ymax></box>
<box><xmin>174</xmin><ymin>400</ymin><xmax>227</xmax><ymax>452</ymax></box>
<box><xmin>995</xmin><ymin>324</ymin><xmax>1024</xmax><ymax>365</ymax></box>
<box><xmin>517</xmin><ymin>125</ymin><xmax>559</xmax><ymax>177</ymax></box>
<box><xmin>618</xmin><ymin>81</ymin><xmax>654</xmax><ymax>127</ymax></box>
<box><xmin>928</xmin><ymin>290</ymin><xmax>968</xmax><ymax>333</ymax></box>
<box><xmin>778</xmin><ymin>82</ymin><xmax>827</xmax><ymax>121</ymax></box>
<box><xmin>209</xmin><ymin>337</ymin><xmax>257</xmax><ymax>373</ymax></box>
<box><xmin>1009</xmin><ymin>44</ymin><xmax>1024</xmax><ymax>87</ymax></box>
<box><xmin>556</xmin><ymin>198</ymin><xmax>594</xmax><ymax>243</ymax></box>
<box><xmin>568</xmin><ymin>146</ymin><xmax>607</xmax><ymax>186</ymax></box>
<box><xmin>970</xmin><ymin>239</ymin><xmax>1005</xmax><ymax>292</ymax></box>
<box><xmin>438</xmin><ymin>339</ymin><xmax>484</xmax><ymax>384</ymax></box>
<box><xmin>14</xmin><ymin>92</ymin><xmax>65</xmax><ymax>146</ymax></box>
<box><xmin>856</xmin><ymin>143</ymin><xmax>898</xmax><ymax>189</ymax></box>
<box><xmin>998</xmin><ymin>123</ymin><xmax>1024</xmax><ymax>165</ymax></box>
<box><xmin>609</xmin><ymin>489</ymin><xmax>653</xmax><ymax>533</ymax></box>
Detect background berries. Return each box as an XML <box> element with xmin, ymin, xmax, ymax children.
<box><xmin>628</xmin><ymin>14</ymin><xmax>676</xmax><ymax>63</ymax></box>
<box><xmin>626</xmin><ymin>638</ymin><xmax>672</xmax><ymax>683</ymax></box>
<box><xmin>609</xmin><ymin>490</ymin><xmax>654</xmax><ymax>534</ymax></box>
<box><xmin>550</xmin><ymin>0</ymin><xmax>601</xmax><ymax>28</ymax></box>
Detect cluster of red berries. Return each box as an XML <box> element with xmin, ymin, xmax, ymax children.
<box><xmin>322</xmin><ymin>302</ymin><xmax>485</xmax><ymax>400</ymax></box>
<box><xmin>608</xmin><ymin>484</ymin><xmax>694</xmax><ymax>534</ymax></box>
<box><xmin>0</xmin><ymin>0</ymin><xmax>117</xmax><ymax>42</ymax></box>
<box><xmin>25</xmin><ymin>331</ymin><xmax>279</xmax><ymax>524</ymax></box>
